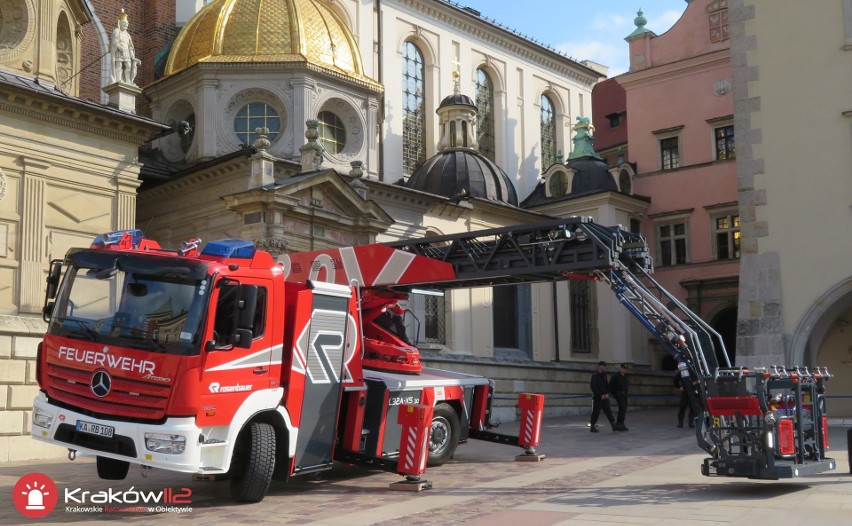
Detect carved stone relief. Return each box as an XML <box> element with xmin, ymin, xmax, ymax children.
<box><xmin>0</xmin><ymin>168</ymin><xmax>6</xmax><ymax>202</ymax></box>
<box><xmin>0</xmin><ymin>0</ymin><xmax>34</xmax><ymax>62</ymax></box>
<box><xmin>55</xmin><ymin>13</ymin><xmax>73</xmax><ymax>93</ymax></box>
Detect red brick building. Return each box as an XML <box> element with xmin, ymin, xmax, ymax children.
<box><xmin>78</xmin><ymin>0</ymin><xmax>177</xmax><ymax>115</ymax></box>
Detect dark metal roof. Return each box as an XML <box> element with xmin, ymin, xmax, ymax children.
<box><xmin>405</xmin><ymin>148</ymin><xmax>518</xmax><ymax>206</ymax></box>
<box><xmin>438</xmin><ymin>92</ymin><xmax>476</xmax><ymax>109</ymax></box>
<box><xmin>0</xmin><ymin>70</ymin><xmax>168</xmax><ymax>131</ymax></box>
<box><xmin>520</xmin><ymin>156</ymin><xmax>619</xmax><ymax>208</ymax></box>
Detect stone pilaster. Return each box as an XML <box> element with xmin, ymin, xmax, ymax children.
<box><xmin>19</xmin><ymin>172</ymin><xmax>46</xmax><ymax>313</ymax></box>
<box><xmin>289</xmin><ymin>77</ymin><xmax>317</xmax><ymax>155</ymax></box>
<box><xmin>196</xmin><ymin>79</ymin><xmax>220</xmax><ymax>159</ymax></box>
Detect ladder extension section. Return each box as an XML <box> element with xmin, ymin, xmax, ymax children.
<box><xmin>384</xmin><ymin>217</ymin><xmax>652</xmax><ymax>289</ymax></box>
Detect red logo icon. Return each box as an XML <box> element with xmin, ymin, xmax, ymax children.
<box><xmin>13</xmin><ymin>473</ymin><xmax>58</xmax><ymax>519</ymax></box>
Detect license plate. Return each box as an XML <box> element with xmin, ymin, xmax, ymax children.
<box><xmin>76</xmin><ymin>420</ymin><xmax>115</xmax><ymax>438</ymax></box>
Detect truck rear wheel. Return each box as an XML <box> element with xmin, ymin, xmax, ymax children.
<box><xmin>230</xmin><ymin>422</ymin><xmax>276</xmax><ymax>503</ymax></box>
<box><xmin>428</xmin><ymin>403</ymin><xmax>460</xmax><ymax>467</ymax></box>
<box><xmin>96</xmin><ymin>456</ymin><xmax>129</xmax><ymax>480</ymax></box>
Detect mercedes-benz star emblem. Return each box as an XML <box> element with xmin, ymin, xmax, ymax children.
<box><xmin>90</xmin><ymin>370</ymin><xmax>112</xmax><ymax>398</ymax></box>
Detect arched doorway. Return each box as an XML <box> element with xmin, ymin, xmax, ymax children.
<box><xmin>790</xmin><ymin>278</ymin><xmax>852</xmax><ymax>417</ymax></box>
<box><xmin>711</xmin><ymin>306</ymin><xmax>737</xmax><ymax>366</ymax></box>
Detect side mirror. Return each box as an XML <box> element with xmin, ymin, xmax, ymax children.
<box><xmin>43</xmin><ymin>260</ymin><xmax>63</xmax><ymax>322</ymax></box>
<box><xmin>236</xmin><ymin>285</ymin><xmax>258</xmax><ymax>329</ymax></box>
<box><xmin>233</xmin><ymin>328</ymin><xmax>253</xmax><ymax>349</ymax></box>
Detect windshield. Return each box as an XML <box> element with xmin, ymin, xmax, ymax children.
<box><xmin>48</xmin><ymin>251</ymin><xmax>210</xmax><ymax>356</ymax></box>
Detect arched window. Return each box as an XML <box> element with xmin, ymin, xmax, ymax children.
<box><xmin>317</xmin><ymin>111</ymin><xmax>346</xmax><ymax>154</ymax></box>
<box><xmin>402</xmin><ymin>41</ymin><xmax>426</xmax><ymax>176</ymax></box>
<box><xmin>475</xmin><ymin>68</ymin><xmax>495</xmax><ymax>161</ymax></box>
<box><xmin>540</xmin><ymin>94</ymin><xmax>557</xmax><ymax>170</ymax></box>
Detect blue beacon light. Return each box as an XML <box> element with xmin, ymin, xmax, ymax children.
<box><xmin>201</xmin><ymin>239</ymin><xmax>257</xmax><ymax>259</ymax></box>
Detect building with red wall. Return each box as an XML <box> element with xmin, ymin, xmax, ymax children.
<box><xmin>617</xmin><ymin>1</ymin><xmax>739</xmax><ymax>366</ymax></box>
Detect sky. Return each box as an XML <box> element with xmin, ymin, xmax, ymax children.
<box><xmin>450</xmin><ymin>0</ymin><xmax>689</xmax><ymax>76</ymax></box>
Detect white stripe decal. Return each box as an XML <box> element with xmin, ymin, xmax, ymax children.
<box><xmin>339</xmin><ymin>247</ymin><xmax>364</xmax><ymax>287</ymax></box>
<box><xmin>205</xmin><ymin>345</ymin><xmax>282</xmax><ymax>372</ymax></box>
<box><xmin>373</xmin><ymin>250</ymin><xmax>416</xmax><ymax>286</ymax></box>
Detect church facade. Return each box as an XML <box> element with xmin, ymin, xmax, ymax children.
<box><xmin>0</xmin><ymin>0</ymin><xmax>167</xmax><ymax>462</ymax></box>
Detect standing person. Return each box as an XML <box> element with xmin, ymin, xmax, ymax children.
<box><xmin>589</xmin><ymin>361</ymin><xmax>618</xmax><ymax>432</ymax></box>
<box><xmin>609</xmin><ymin>363</ymin><xmax>630</xmax><ymax>431</ymax></box>
<box><xmin>674</xmin><ymin>371</ymin><xmax>695</xmax><ymax>428</ymax></box>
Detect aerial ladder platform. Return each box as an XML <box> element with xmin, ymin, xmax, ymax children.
<box><xmin>383</xmin><ymin>217</ymin><xmax>836</xmax><ymax>479</ymax></box>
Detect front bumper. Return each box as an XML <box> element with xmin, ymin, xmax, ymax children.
<box><xmin>32</xmin><ymin>392</ymin><xmax>210</xmax><ymax>474</ymax></box>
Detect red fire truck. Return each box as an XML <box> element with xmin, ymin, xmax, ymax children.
<box><xmin>32</xmin><ymin>217</ymin><xmax>835</xmax><ymax>503</ymax></box>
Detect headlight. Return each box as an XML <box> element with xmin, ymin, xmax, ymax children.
<box><xmin>145</xmin><ymin>433</ymin><xmax>186</xmax><ymax>454</ymax></box>
<box><xmin>764</xmin><ymin>412</ymin><xmax>777</xmax><ymax>425</ymax></box>
<box><xmin>32</xmin><ymin>407</ymin><xmax>54</xmax><ymax>429</ymax></box>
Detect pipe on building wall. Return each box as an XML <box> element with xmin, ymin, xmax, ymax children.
<box><xmin>552</xmin><ymin>282</ymin><xmax>561</xmax><ymax>361</ymax></box>
<box><xmin>376</xmin><ymin>0</ymin><xmax>385</xmax><ymax>181</ymax></box>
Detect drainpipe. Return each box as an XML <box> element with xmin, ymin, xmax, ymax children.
<box><xmin>552</xmin><ymin>282</ymin><xmax>561</xmax><ymax>361</ymax></box>
<box><xmin>376</xmin><ymin>0</ymin><xmax>385</xmax><ymax>181</ymax></box>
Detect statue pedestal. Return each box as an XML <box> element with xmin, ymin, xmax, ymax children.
<box><xmin>103</xmin><ymin>81</ymin><xmax>141</xmax><ymax>113</ymax></box>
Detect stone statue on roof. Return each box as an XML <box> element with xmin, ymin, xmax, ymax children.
<box><xmin>110</xmin><ymin>9</ymin><xmax>141</xmax><ymax>85</ymax></box>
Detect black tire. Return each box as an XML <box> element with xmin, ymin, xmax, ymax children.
<box><xmin>428</xmin><ymin>403</ymin><xmax>460</xmax><ymax>467</ymax></box>
<box><xmin>229</xmin><ymin>422</ymin><xmax>276</xmax><ymax>503</ymax></box>
<box><xmin>96</xmin><ymin>456</ymin><xmax>129</xmax><ymax>480</ymax></box>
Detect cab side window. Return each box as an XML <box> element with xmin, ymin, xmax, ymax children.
<box><xmin>212</xmin><ymin>284</ymin><xmax>267</xmax><ymax>344</ymax></box>
<box><xmin>252</xmin><ymin>287</ymin><xmax>267</xmax><ymax>338</ymax></box>
<box><xmin>213</xmin><ymin>284</ymin><xmax>239</xmax><ymax>345</ymax></box>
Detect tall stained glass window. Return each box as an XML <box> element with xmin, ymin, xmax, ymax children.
<box><xmin>402</xmin><ymin>42</ymin><xmax>426</xmax><ymax>176</ymax></box>
<box><xmin>540</xmin><ymin>95</ymin><xmax>557</xmax><ymax>169</ymax></box>
<box><xmin>475</xmin><ymin>68</ymin><xmax>495</xmax><ymax>161</ymax></box>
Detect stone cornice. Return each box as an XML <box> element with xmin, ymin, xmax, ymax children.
<box><xmin>148</xmin><ymin>60</ymin><xmax>384</xmax><ymax>95</ymax></box>
<box><xmin>618</xmin><ymin>49</ymin><xmax>731</xmax><ymax>90</ymax></box>
<box><xmin>138</xmin><ymin>157</ymin><xmax>252</xmax><ymax>203</ymax></box>
<box><xmin>0</xmin><ymin>85</ymin><xmax>168</xmax><ymax>145</ymax></box>
<box><xmin>395</xmin><ymin>0</ymin><xmax>602</xmax><ymax>86</ymax></box>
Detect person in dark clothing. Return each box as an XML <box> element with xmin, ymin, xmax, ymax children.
<box><xmin>609</xmin><ymin>363</ymin><xmax>630</xmax><ymax>431</ymax></box>
<box><xmin>589</xmin><ymin>361</ymin><xmax>622</xmax><ymax>432</ymax></box>
<box><xmin>674</xmin><ymin>372</ymin><xmax>695</xmax><ymax>428</ymax></box>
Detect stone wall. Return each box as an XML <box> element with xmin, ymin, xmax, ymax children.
<box><xmin>421</xmin><ymin>354</ymin><xmax>679</xmax><ymax>423</ymax></box>
<box><xmin>0</xmin><ymin>315</ymin><xmax>65</xmax><ymax>462</ymax></box>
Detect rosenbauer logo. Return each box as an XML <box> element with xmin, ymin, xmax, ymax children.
<box><xmin>11</xmin><ymin>473</ymin><xmax>193</xmax><ymax>518</ymax></box>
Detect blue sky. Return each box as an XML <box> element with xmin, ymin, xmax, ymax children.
<box><xmin>452</xmin><ymin>0</ymin><xmax>688</xmax><ymax>76</ymax></box>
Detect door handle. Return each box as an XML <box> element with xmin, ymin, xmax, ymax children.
<box><xmin>253</xmin><ymin>367</ymin><xmax>268</xmax><ymax>374</ymax></box>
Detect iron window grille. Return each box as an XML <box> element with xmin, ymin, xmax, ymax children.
<box><xmin>570</xmin><ymin>280</ymin><xmax>591</xmax><ymax>353</ymax></box>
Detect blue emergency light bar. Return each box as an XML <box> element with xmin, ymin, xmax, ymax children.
<box><xmin>92</xmin><ymin>229</ymin><xmax>145</xmax><ymax>248</ymax></box>
<box><xmin>201</xmin><ymin>239</ymin><xmax>257</xmax><ymax>259</ymax></box>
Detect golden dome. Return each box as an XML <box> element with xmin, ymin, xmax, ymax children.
<box><xmin>164</xmin><ymin>0</ymin><xmax>371</xmax><ymax>83</ymax></box>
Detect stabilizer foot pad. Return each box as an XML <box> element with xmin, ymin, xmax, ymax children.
<box><xmin>515</xmin><ymin>453</ymin><xmax>546</xmax><ymax>462</ymax></box>
<box><xmin>389</xmin><ymin>479</ymin><xmax>433</xmax><ymax>492</ymax></box>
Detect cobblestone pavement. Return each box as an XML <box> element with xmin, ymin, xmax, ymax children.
<box><xmin>1</xmin><ymin>409</ymin><xmax>850</xmax><ymax>526</ymax></box>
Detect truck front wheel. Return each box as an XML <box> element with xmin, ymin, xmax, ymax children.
<box><xmin>230</xmin><ymin>422</ymin><xmax>276</xmax><ymax>502</ymax></box>
<box><xmin>428</xmin><ymin>403</ymin><xmax>460</xmax><ymax>466</ymax></box>
<box><xmin>96</xmin><ymin>456</ymin><xmax>129</xmax><ymax>480</ymax></box>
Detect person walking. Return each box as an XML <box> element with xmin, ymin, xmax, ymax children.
<box><xmin>609</xmin><ymin>363</ymin><xmax>630</xmax><ymax>431</ymax></box>
<box><xmin>589</xmin><ymin>361</ymin><xmax>621</xmax><ymax>432</ymax></box>
<box><xmin>674</xmin><ymin>371</ymin><xmax>695</xmax><ymax>428</ymax></box>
